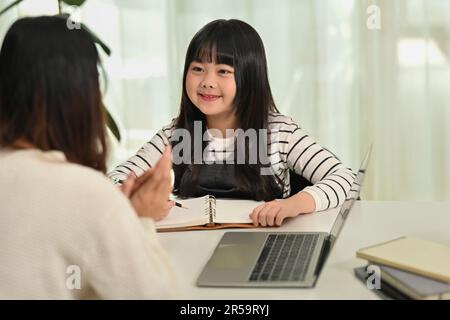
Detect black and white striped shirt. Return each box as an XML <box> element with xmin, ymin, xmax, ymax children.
<box><xmin>108</xmin><ymin>113</ymin><xmax>356</xmax><ymax>211</ymax></box>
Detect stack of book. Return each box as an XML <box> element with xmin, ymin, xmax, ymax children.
<box><xmin>354</xmin><ymin>237</ymin><xmax>450</xmax><ymax>300</ymax></box>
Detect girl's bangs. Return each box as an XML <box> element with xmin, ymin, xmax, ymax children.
<box><xmin>192</xmin><ymin>39</ymin><xmax>235</xmax><ymax>67</ymax></box>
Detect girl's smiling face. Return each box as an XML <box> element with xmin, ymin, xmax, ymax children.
<box><xmin>186</xmin><ymin>59</ymin><xmax>237</xmax><ymax>122</ymax></box>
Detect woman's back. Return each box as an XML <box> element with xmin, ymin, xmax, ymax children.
<box><xmin>0</xmin><ymin>148</ymin><xmax>177</xmax><ymax>299</ymax></box>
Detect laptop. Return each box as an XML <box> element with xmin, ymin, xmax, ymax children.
<box><xmin>197</xmin><ymin>146</ymin><xmax>372</xmax><ymax>288</ymax></box>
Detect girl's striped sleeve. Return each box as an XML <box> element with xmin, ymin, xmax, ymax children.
<box><xmin>107</xmin><ymin>121</ymin><xmax>175</xmax><ymax>184</ymax></box>
<box><xmin>286</xmin><ymin>126</ymin><xmax>356</xmax><ymax>211</ymax></box>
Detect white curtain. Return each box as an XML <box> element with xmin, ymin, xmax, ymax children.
<box><xmin>1</xmin><ymin>0</ymin><xmax>449</xmax><ymax>201</ymax></box>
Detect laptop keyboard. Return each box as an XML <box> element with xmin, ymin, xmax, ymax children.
<box><xmin>249</xmin><ymin>233</ymin><xmax>320</xmax><ymax>282</ymax></box>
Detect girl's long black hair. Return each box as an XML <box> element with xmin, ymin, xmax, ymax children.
<box><xmin>172</xmin><ymin>19</ymin><xmax>284</xmax><ymax>201</ymax></box>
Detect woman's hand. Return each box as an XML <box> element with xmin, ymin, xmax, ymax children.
<box><xmin>249</xmin><ymin>191</ymin><xmax>316</xmax><ymax>227</ymax></box>
<box><xmin>120</xmin><ymin>147</ymin><xmax>175</xmax><ymax>221</ymax></box>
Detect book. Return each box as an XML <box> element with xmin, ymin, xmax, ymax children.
<box><xmin>156</xmin><ymin>195</ymin><xmax>262</xmax><ymax>231</ymax></box>
<box><xmin>374</xmin><ymin>264</ymin><xmax>450</xmax><ymax>300</ymax></box>
<box><xmin>353</xmin><ymin>266</ymin><xmax>410</xmax><ymax>300</ymax></box>
<box><xmin>356</xmin><ymin>236</ymin><xmax>450</xmax><ymax>284</ymax></box>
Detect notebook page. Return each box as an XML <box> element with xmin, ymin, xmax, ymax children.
<box><xmin>156</xmin><ymin>196</ymin><xmax>209</xmax><ymax>229</ymax></box>
<box><xmin>214</xmin><ymin>199</ymin><xmax>263</xmax><ymax>224</ymax></box>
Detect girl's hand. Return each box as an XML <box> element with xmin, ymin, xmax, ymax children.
<box><xmin>249</xmin><ymin>192</ymin><xmax>316</xmax><ymax>227</ymax></box>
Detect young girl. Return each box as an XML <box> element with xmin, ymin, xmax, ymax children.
<box><xmin>109</xmin><ymin>19</ymin><xmax>356</xmax><ymax>227</ymax></box>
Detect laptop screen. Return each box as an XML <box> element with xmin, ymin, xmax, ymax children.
<box><xmin>328</xmin><ymin>145</ymin><xmax>372</xmax><ymax>242</ymax></box>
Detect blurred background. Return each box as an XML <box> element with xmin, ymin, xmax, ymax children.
<box><xmin>0</xmin><ymin>0</ymin><xmax>449</xmax><ymax>202</ymax></box>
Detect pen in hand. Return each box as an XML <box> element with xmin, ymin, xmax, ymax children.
<box><xmin>173</xmin><ymin>201</ymin><xmax>188</xmax><ymax>209</ymax></box>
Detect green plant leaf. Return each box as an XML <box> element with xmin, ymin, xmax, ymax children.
<box><xmin>61</xmin><ymin>0</ymin><xmax>86</xmax><ymax>6</ymax></box>
<box><xmin>0</xmin><ymin>0</ymin><xmax>24</xmax><ymax>16</ymax></box>
<box><xmin>105</xmin><ymin>106</ymin><xmax>121</xmax><ymax>142</ymax></box>
<box><xmin>57</xmin><ymin>14</ymin><xmax>111</xmax><ymax>56</ymax></box>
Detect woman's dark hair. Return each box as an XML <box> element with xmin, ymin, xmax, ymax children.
<box><xmin>0</xmin><ymin>16</ymin><xmax>107</xmax><ymax>173</ymax></box>
<box><xmin>173</xmin><ymin>19</ymin><xmax>284</xmax><ymax>201</ymax></box>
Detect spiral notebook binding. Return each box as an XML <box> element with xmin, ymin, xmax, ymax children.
<box><xmin>204</xmin><ymin>195</ymin><xmax>217</xmax><ymax>224</ymax></box>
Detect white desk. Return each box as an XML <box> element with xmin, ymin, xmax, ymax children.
<box><xmin>158</xmin><ymin>201</ymin><xmax>450</xmax><ymax>299</ymax></box>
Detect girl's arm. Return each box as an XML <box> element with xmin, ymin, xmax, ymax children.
<box><xmin>120</xmin><ymin>147</ymin><xmax>175</xmax><ymax>222</ymax></box>
<box><xmin>250</xmin><ymin>118</ymin><xmax>356</xmax><ymax>226</ymax></box>
<box><xmin>107</xmin><ymin>121</ymin><xmax>175</xmax><ymax>184</ymax></box>
<box><xmin>285</xmin><ymin>127</ymin><xmax>356</xmax><ymax>212</ymax></box>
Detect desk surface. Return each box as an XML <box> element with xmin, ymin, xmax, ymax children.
<box><xmin>158</xmin><ymin>201</ymin><xmax>450</xmax><ymax>299</ymax></box>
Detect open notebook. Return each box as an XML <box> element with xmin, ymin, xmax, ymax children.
<box><xmin>156</xmin><ymin>195</ymin><xmax>262</xmax><ymax>231</ymax></box>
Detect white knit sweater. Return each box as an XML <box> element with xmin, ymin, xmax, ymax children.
<box><xmin>0</xmin><ymin>148</ymin><xmax>178</xmax><ymax>299</ymax></box>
